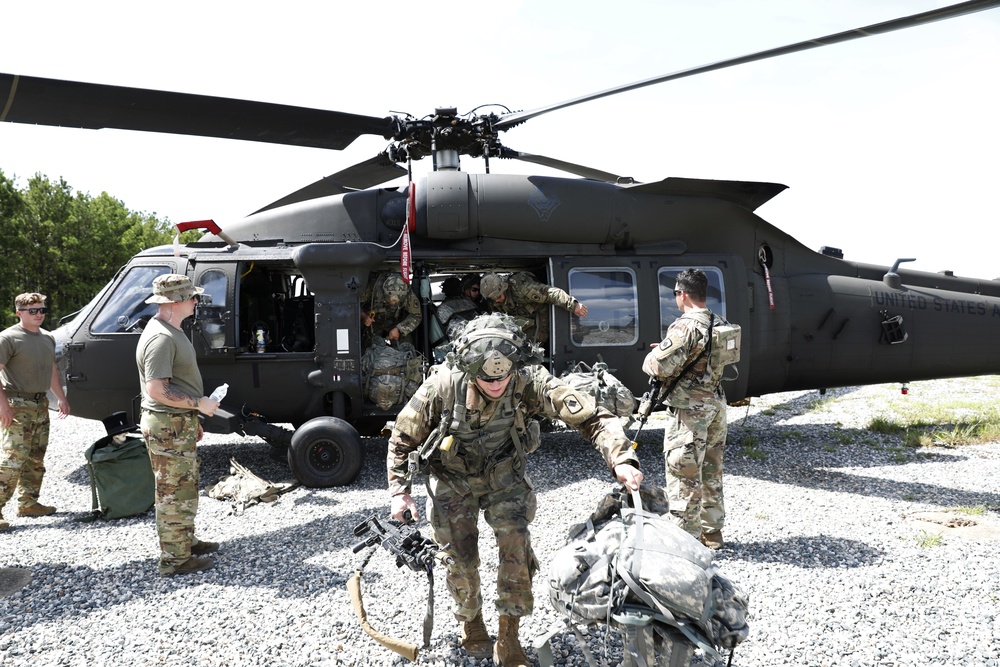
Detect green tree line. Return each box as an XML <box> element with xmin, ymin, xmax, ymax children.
<box><xmin>0</xmin><ymin>170</ymin><xmax>200</xmax><ymax>327</ymax></box>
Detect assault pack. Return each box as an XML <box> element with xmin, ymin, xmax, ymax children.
<box><xmin>559</xmin><ymin>360</ymin><xmax>637</xmax><ymax>420</ymax></box>
<box><xmin>361</xmin><ymin>337</ymin><xmax>424</xmax><ymax>410</ymax></box>
<box><xmin>536</xmin><ymin>487</ymin><xmax>749</xmax><ymax>666</ymax></box>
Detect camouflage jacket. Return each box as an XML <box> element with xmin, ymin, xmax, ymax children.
<box><xmin>387</xmin><ymin>362</ymin><xmax>639</xmax><ymax>496</ymax></box>
<box><xmin>361</xmin><ymin>284</ymin><xmax>422</xmax><ymax>339</ymax></box>
<box><xmin>493</xmin><ymin>271</ymin><xmax>578</xmax><ymax>318</ymax></box>
<box><xmin>641</xmin><ymin>308</ymin><xmax>725</xmax><ymax>409</ymax></box>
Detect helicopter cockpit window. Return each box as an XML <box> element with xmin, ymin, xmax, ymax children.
<box><xmin>657</xmin><ymin>267</ymin><xmax>728</xmax><ymax>339</ymax></box>
<box><xmin>568</xmin><ymin>268</ymin><xmax>638</xmax><ymax>347</ymax></box>
<box><xmin>89</xmin><ymin>265</ymin><xmax>172</xmax><ymax>335</ymax></box>
<box><xmin>195</xmin><ymin>269</ymin><xmax>229</xmax><ymax>350</ymax></box>
<box><xmin>197</xmin><ymin>269</ymin><xmax>227</xmax><ymax>308</ymax></box>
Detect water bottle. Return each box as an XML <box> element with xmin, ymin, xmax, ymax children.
<box><xmin>209</xmin><ymin>383</ymin><xmax>229</xmax><ymax>402</ymax></box>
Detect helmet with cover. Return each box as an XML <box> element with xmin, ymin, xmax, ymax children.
<box><xmin>479</xmin><ymin>273</ymin><xmax>508</xmax><ymax>301</ymax></box>
<box><xmin>382</xmin><ymin>273</ymin><xmax>410</xmax><ymax>307</ymax></box>
<box><xmin>453</xmin><ymin>313</ymin><xmax>534</xmax><ymax>380</ymax></box>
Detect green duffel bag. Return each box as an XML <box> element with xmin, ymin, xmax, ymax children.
<box><xmin>80</xmin><ymin>436</ymin><xmax>155</xmax><ymax>521</ymax></box>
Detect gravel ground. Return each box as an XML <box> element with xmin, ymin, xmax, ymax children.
<box><xmin>1</xmin><ymin>377</ymin><xmax>999</xmax><ymax>667</ymax></box>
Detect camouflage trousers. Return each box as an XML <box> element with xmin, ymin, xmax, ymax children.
<box><xmin>662</xmin><ymin>402</ymin><xmax>727</xmax><ymax>536</ymax></box>
<box><xmin>0</xmin><ymin>396</ymin><xmax>50</xmax><ymax>510</ymax></box>
<box><xmin>141</xmin><ymin>410</ymin><xmax>200</xmax><ymax>575</ymax></box>
<box><xmin>426</xmin><ymin>474</ymin><xmax>539</xmax><ymax>621</ymax></box>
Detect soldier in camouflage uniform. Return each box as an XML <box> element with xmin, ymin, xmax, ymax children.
<box><xmin>434</xmin><ymin>274</ymin><xmax>486</xmax><ymax>343</ymax></box>
<box><xmin>387</xmin><ymin>313</ymin><xmax>643</xmax><ymax>666</ymax></box>
<box><xmin>641</xmin><ymin>269</ymin><xmax>728</xmax><ymax>550</ymax></box>
<box><xmin>0</xmin><ymin>293</ymin><xmax>71</xmax><ymax>532</ymax></box>
<box><xmin>136</xmin><ymin>274</ymin><xmax>221</xmax><ymax>576</ymax></box>
<box><xmin>360</xmin><ymin>272</ymin><xmax>422</xmax><ymax>347</ymax></box>
<box><xmin>479</xmin><ymin>272</ymin><xmax>588</xmax><ymax>344</ymax></box>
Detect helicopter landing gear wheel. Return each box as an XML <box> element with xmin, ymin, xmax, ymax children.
<box><xmin>287</xmin><ymin>417</ymin><xmax>363</xmax><ymax>488</ymax></box>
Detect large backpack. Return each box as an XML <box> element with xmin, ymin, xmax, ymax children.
<box><xmin>538</xmin><ymin>487</ymin><xmax>749</xmax><ymax>666</ymax></box>
<box><xmin>79</xmin><ymin>436</ymin><xmax>155</xmax><ymax>521</ymax></box>
<box><xmin>558</xmin><ymin>360</ymin><xmax>637</xmax><ymax>420</ymax></box>
<box><xmin>361</xmin><ymin>338</ymin><xmax>424</xmax><ymax>410</ymax></box>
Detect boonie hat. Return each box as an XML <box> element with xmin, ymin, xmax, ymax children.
<box><xmin>145</xmin><ymin>274</ymin><xmax>204</xmax><ymax>304</ymax></box>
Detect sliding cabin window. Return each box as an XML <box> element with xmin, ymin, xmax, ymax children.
<box><xmin>567</xmin><ymin>268</ymin><xmax>639</xmax><ymax>347</ymax></box>
<box><xmin>656</xmin><ymin>267</ymin><xmax>728</xmax><ymax>339</ymax></box>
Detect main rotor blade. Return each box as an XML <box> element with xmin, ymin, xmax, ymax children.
<box><xmin>0</xmin><ymin>73</ymin><xmax>393</xmax><ymax>150</ymax></box>
<box><xmin>252</xmin><ymin>153</ymin><xmax>407</xmax><ymax>214</ymax></box>
<box><xmin>495</xmin><ymin>0</ymin><xmax>1000</xmax><ymax>131</ymax></box>
<box><xmin>501</xmin><ymin>149</ymin><xmax>630</xmax><ymax>183</ymax></box>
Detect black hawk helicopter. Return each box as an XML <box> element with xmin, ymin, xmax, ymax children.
<box><xmin>2</xmin><ymin>0</ymin><xmax>998</xmax><ymax>488</ymax></box>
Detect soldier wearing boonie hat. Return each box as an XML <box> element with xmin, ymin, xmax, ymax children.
<box><xmin>136</xmin><ymin>272</ymin><xmax>219</xmax><ymax>576</ymax></box>
<box><xmin>145</xmin><ymin>274</ymin><xmax>205</xmax><ymax>304</ymax></box>
<box><xmin>386</xmin><ymin>313</ymin><xmax>643</xmax><ymax>665</ymax></box>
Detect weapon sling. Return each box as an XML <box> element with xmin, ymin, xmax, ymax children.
<box><xmin>347</xmin><ymin>544</ymin><xmax>436</xmax><ymax>662</ymax></box>
<box><xmin>631</xmin><ymin>313</ymin><xmax>714</xmax><ymax>445</ymax></box>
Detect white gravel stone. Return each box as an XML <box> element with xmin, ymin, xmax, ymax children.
<box><xmin>1</xmin><ymin>378</ymin><xmax>998</xmax><ymax>666</ymax></box>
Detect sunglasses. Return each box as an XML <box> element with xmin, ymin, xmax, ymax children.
<box><xmin>673</xmin><ymin>289</ymin><xmax>685</xmax><ymax>296</ymax></box>
<box><xmin>19</xmin><ymin>307</ymin><xmax>49</xmax><ymax>315</ymax></box>
<box><xmin>477</xmin><ymin>371</ymin><xmax>511</xmax><ymax>382</ymax></box>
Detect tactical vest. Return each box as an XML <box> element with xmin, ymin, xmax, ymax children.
<box><xmin>431</xmin><ymin>366</ymin><xmax>532</xmax><ymax>493</ymax></box>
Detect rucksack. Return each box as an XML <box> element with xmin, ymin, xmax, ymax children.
<box><xmin>538</xmin><ymin>487</ymin><xmax>749</xmax><ymax>666</ymax></box>
<box><xmin>559</xmin><ymin>360</ymin><xmax>637</xmax><ymax>420</ymax></box>
<box><xmin>361</xmin><ymin>338</ymin><xmax>424</xmax><ymax>409</ymax></box>
<box><xmin>79</xmin><ymin>436</ymin><xmax>155</xmax><ymax>521</ymax></box>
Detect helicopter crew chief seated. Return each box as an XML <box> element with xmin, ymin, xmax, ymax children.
<box><xmin>479</xmin><ymin>272</ymin><xmax>587</xmax><ymax>345</ymax></box>
<box><xmin>388</xmin><ymin>314</ymin><xmax>642</xmax><ymax>665</ymax></box>
<box><xmin>360</xmin><ymin>272</ymin><xmax>422</xmax><ymax>346</ymax></box>
<box><xmin>0</xmin><ymin>293</ymin><xmax>71</xmax><ymax>533</ymax></box>
<box><xmin>136</xmin><ymin>274</ymin><xmax>221</xmax><ymax>576</ymax></box>
<box><xmin>642</xmin><ymin>268</ymin><xmax>729</xmax><ymax>550</ymax></box>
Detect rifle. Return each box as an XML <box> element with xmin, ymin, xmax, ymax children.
<box><xmin>347</xmin><ymin>511</ymin><xmax>454</xmax><ymax>661</ymax></box>
<box><xmin>629</xmin><ymin>378</ymin><xmax>664</xmax><ymax>448</ymax></box>
<box><xmin>631</xmin><ymin>313</ymin><xmax>717</xmax><ymax>448</ymax></box>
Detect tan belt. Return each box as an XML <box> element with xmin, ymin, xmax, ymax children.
<box><xmin>4</xmin><ymin>389</ymin><xmax>47</xmax><ymax>401</ymax></box>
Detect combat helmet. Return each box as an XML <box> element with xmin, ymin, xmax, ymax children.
<box><xmin>452</xmin><ymin>313</ymin><xmax>537</xmax><ymax>379</ymax></box>
<box><xmin>382</xmin><ymin>273</ymin><xmax>410</xmax><ymax>306</ymax></box>
<box><xmin>479</xmin><ymin>273</ymin><xmax>508</xmax><ymax>301</ymax></box>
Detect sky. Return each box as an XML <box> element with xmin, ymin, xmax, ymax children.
<box><xmin>2</xmin><ymin>0</ymin><xmax>998</xmax><ymax>279</ymax></box>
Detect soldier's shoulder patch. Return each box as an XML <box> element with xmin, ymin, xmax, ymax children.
<box><xmin>563</xmin><ymin>395</ymin><xmax>585</xmax><ymax>414</ymax></box>
<box><xmin>658</xmin><ymin>338</ymin><xmax>675</xmax><ymax>351</ymax></box>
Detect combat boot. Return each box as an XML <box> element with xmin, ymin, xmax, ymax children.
<box><xmin>493</xmin><ymin>614</ymin><xmax>529</xmax><ymax>667</ymax></box>
<box><xmin>162</xmin><ymin>557</ymin><xmax>215</xmax><ymax>577</ymax></box>
<box><xmin>191</xmin><ymin>540</ymin><xmax>220</xmax><ymax>555</ymax></box>
<box><xmin>17</xmin><ymin>503</ymin><xmax>56</xmax><ymax>517</ymax></box>
<box><xmin>0</xmin><ymin>511</ymin><xmax>9</xmax><ymax>533</ymax></box>
<box><xmin>460</xmin><ymin>611</ymin><xmax>493</xmax><ymax>658</ymax></box>
<box><xmin>700</xmin><ymin>530</ymin><xmax>724</xmax><ymax>550</ymax></box>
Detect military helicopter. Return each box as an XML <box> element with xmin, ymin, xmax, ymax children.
<box><xmin>2</xmin><ymin>0</ymin><xmax>998</xmax><ymax>488</ymax></box>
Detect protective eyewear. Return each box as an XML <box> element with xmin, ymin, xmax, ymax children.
<box><xmin>19</xmin><ymin>307</ymin><xmax>49</xmax><ymax>315</ymax></box>
<box><xmin>477</xmin><ymin>370</ymin><xmax>512</xmax><ymax>382</ymax></box>
<box><xmin>673</xmin><ymin>289</ymin><xmax>685</xmax><ymax>296</ymax></box>
<box><xmin>469</xmin><ymin>287</ymin><xmax>480</xmax><ymax>293</ymax></box>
